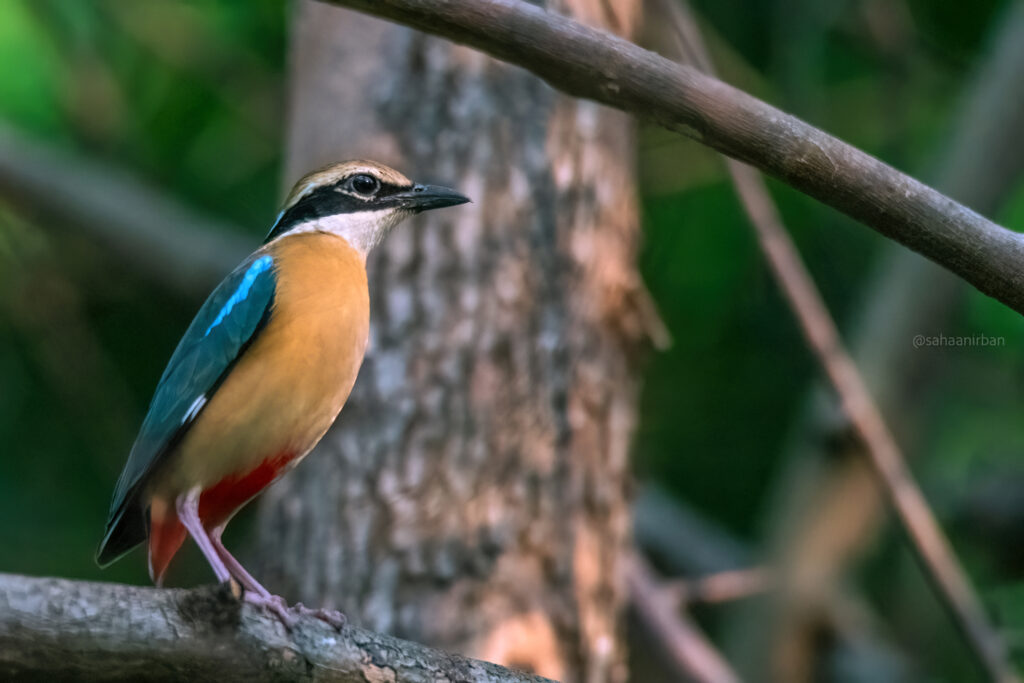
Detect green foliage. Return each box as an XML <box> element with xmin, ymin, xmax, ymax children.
<box><xmin>0</xmin><ymin>1</ymin><xmax>64</xmax><ymax>134</ymax></box>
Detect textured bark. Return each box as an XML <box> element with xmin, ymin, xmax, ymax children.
<box><xmin>255</xmin><ymin>2</ymin><xmax>643</xmax><ymax>682</ymax></box>
<box><xmin>0</xmin><ymin>573</ymin><xmax>553</xmax><ymax>682</ymax></box>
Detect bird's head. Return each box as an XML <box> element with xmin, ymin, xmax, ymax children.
<box><xmin>265</xmin><ymin>160</ymin><xmax>470</xmax><ymax>257</ymax></box>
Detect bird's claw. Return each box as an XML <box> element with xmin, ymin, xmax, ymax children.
<box><xmin>243</xmin><ymin>591</ymin><xmax>298</xmax><ymax>629</ymax></box>
<box><xmin>294</xmin><ymin>602</ymin><xmax>346</xmax><ymax>630</ymax></box>
<box><xmin>241</xmin><ymin>591</ymin><xmax>345</xmax><ymax>631</ymax></box>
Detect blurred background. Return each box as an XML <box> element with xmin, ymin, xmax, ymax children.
<box><xmin>0</xmin><ymin>0</ymin><xmax>1022</xmax><ymax>681</ymax></box>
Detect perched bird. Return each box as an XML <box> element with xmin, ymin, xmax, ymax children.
<box><xmin>96</xmin><ymin>160</ymin><xmax>469</xmax><ymax>625</ymax></box>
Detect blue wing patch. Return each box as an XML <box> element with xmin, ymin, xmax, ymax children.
<box><xmin>97</xmin><ymin>251</ymin><xmax>277</xmax><ymax>564</ymax></box>
<box><xmin>204</xmin><ymin>255</ymin><xmax>273</xmax><ymax>336</ymax></box>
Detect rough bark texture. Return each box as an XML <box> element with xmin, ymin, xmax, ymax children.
<box><xmin>0</xmin><ymin>573</ymin><xmax>553</xmax><ymax>683</ymax></box>
<box><xmin>255</xmin><ymin>3</ymin><xmax>644</xmax><ymax>682</ymax></box>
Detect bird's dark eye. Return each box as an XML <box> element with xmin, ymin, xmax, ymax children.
<box><xmin>350</xmin><ymin>174</ymin><xmax>380</xmax><ymax>196</ymax></box>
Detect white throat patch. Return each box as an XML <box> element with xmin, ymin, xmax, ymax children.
<box><xmin>276</xmin><ymin>209</ymin><xmax>410</xmax><ymax>259</ymax></box>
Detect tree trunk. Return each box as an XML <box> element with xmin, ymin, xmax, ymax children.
<box><xmin>254</xmin><ymin>2</ymin><xmax>644</xmax><ymax>681</ymax></box>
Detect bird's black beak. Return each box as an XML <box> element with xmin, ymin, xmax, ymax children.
<box><xmin>396</xmin><ymin>184</ymin><xmax>471</xmax><ymax>212</ymax></box>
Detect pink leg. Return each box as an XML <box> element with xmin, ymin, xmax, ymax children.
<box><xmin>209</xmin><ymin>526</ymin><xmax>271</xmax><ymax>597</ymax></box>
<box><xmin>208</xmin><ymin>523</ymin><xmax>345</xmax><ymax>630</ymax></box>
<box><xmin>175</xmin><ymin>489</ymin><xmax>231</xmax><ymax>583</ymax></box>
<box><xmin>177</xmin><ymin>491</ymin><xmax>297</xmax><ymax>627</ymax></box>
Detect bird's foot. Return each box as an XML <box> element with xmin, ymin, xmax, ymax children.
<box><xmin>243</xmin><ymin>590</ymin><xmax>298</xmax><ymax>629</ymax></box>
<box><xmin>293</xmin><ymin>602</ymin><xmax>346</xmax><ymax>630</ymax></box>
<box><xmin>240</xmin><ymin>589</ymin><xmax>345</xmax><ymax>631</ymax></box>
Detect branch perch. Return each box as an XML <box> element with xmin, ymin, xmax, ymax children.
<box><xmin>319</xmin><ymin>0</ymin><xmax>1024</xmax><ymax>317</ymax></box>
<box><xmin>0</xmin><ymin>573</ymin><xmax>553</xmax><ymax>683</ymax></box>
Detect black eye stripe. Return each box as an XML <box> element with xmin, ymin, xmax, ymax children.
<box><xmin>264</xmin><ymin>179</ymin><xmax>415</xmax><ymax>243</ymax></box>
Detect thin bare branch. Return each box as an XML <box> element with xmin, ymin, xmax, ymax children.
<box><xmin>633</xmin><ymin>487</ymin><xmax>911</xmax><ymax>682</ymax></box>
<box><xmin>0</xmin><ymin>573</ymin><xmax>553</xmax><ymax>683</ymax></box>
<box><xmin>732</xmin><ymin>158</ymin><xmax>1017</xmax><ymax>683</ymax></box>
<box><xmin>656</xmin><ymin>2</ymin><xmax>1018</xmax><ymax>681</ymax></box>
<box><xmin>664</xmin><ymin>568</ymin><xmax>772</xmax><ymax>607</ymax></box>
<box><xmin>736</xmin><ymin>0</ymin><xmax>1024</xmax><ymax>677</ymax></box>
<box><xmin>628</xmin><ymin>553</ymin><xmax>743</xmax><ymax>683</ymax></box>
<box><xmin>318</xmin><ymin>0</ymin><xmax>1024</xmax><ymax>317</ymax></box>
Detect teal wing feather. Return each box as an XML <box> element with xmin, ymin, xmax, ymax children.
<box><xmin>96</xmin><ymin>252</ymin><xmax>277</xmax><ymax>565</ymax></box>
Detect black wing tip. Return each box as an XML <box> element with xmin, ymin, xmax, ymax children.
<box><xmin>94</xmin><ymin>543</ymin><xmax>121</xmax><ymax>568</ymax></box>
<box><xmin>95</xmin><ymin>503</ymin><xmax>146</xmax><ymax>568</ymax></box>
<box><xmin>95</xmin><ymin>544</ymin><xmax>139</xmax><ymax>568</ymax></box>
<box><xmin>95</xmin><ymin>530</ymin><xmax>144</xmax><ymax>568</ymax></box>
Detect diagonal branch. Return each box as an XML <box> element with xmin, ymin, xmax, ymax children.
<box><xmin>723</xmin><ymin>86</ymin><xmax>1018</xmax><ymax>683</ymax></box>
<box><xmin>628</xmin><ymin>553</ymin><xmax>742</xmax><ymax>683</ymax></box>
<box><xmin>633</xmin><ymin>487</ymin><xmax>911</xmax><ymax>681</ymax></box>
<box><xmin>656</xmin><ymin>2</ymin><xmax>1018</xmax><ymax>681</ymax></box>
<box><xmin>0</xmin><ymin>573</ymin><xmax>554</xmax><ymax>683</ymax></box>
<box><xmin>730</xmin><ymin>1</ymin><xmax>1024</xmax><ymax>679</ymax></box>
<box><xmin>318</xmin><ymin>0</ymin><xmax>1024</xmax><ymax>318</ymax></box>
